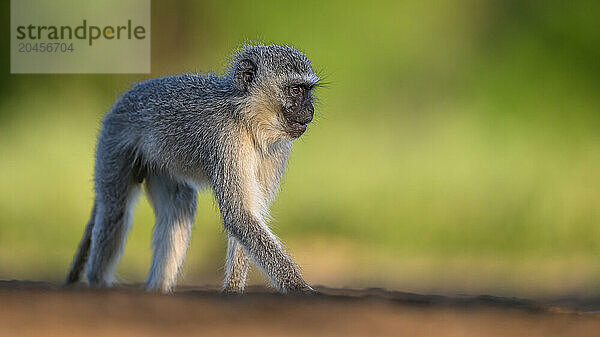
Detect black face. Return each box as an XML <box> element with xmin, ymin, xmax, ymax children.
<box><xmin>283</xmin><ymin>84</ymin><xmax>314</xmax><ymax>138</ymax></box>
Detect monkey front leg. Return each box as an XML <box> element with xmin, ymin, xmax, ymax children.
<box><xmin>216</xmin><ymin>191</ymin><xmax>310</xmax><ymax>293</ymax></box>
<box><xmin>222</xmin><ymin>236</ymin><xmax>250</xmax><ymax>293</ymax></box>
<box><xmin>227</xmin><ymin>215</ymin><xmax>309</xmax><ymax>293</ymax></box>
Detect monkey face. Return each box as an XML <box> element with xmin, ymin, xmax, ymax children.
<box><xmin>282</xmin><ymin>83</ymin><xmax>315</xmax><ymax>138</ymax></box>
<box><xmin>232</xmin><ymin>44</ymin><xmax>319</xmax><ymax>141</ymax></box>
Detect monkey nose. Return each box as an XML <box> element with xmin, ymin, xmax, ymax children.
<box><xmin>299</xmin><ymin>107</ymin><xmax>314</xmax><ymax>125</ymax></box>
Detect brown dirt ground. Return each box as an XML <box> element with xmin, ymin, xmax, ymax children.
<box><xmin>1</xmin><ymin>281</ymin><xmax>599</xmax><ymax>337</ymax></box>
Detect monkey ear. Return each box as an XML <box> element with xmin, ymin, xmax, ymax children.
<box><xmin>233</xmin><ymin>59</ymin><xmax>257</xmax><ymax>93</ymax></box>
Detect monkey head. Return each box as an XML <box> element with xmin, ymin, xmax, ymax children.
<box><xmin>231</xmin><ymin>44</ymin><xmax>319</xmax><ymax>141</ymax></box>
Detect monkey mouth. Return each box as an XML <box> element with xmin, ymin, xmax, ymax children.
<box><xmin>287</xmin><ymin>121</ymin><xmax>308</xmax><ymax>138</ymax></box>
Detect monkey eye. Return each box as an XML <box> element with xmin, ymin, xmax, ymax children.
<box><xmin>291</xmin><ymin>86</ymin><xmax>303</xmax><ymax>96</ymax></box>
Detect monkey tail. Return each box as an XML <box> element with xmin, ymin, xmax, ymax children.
<box><xmin>65</xmin><ymin>202</ymin><xmax>97</xmax><ymax>285</ymax></box>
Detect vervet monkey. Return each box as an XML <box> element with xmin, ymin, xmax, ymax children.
<box><xmin>65</xmin><ymin>44</ymin><xmax>320</xmax><ymax>293</ymax></box>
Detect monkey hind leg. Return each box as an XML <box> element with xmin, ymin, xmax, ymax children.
<box><xmin>222</xmin><ymin>236</ymin><xmax>250</xmax><ymax>293</ymax></box>
<box><xmin>65</xmin><ymin>203</ymin><xmax>97</xmax><ymax>285</ymax></box>
<box><xmin>86</xmin><ymin>153</ymin><xmax>142</xmax><ymax>287</ymax></box>
<box><xmin>145</xmin><ymin>174</ymin><xmax>197</xmax><ymax>293</ymax></box>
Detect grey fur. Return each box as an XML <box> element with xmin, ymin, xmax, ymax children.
<box><xmin>222</xmin><ymin>236</ymin><xmax>250</xmax><ymax>292</ymax></box>
<box><xmin>65</xmin><ymin>44</ymin><xmax>319</xmax><ymax>293</ymax></box>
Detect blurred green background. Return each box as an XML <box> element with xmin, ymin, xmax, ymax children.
<box><xmin>1</xmin><ymin>0</ymin><xmax>599</xmax><ymax>297</ymax></box>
